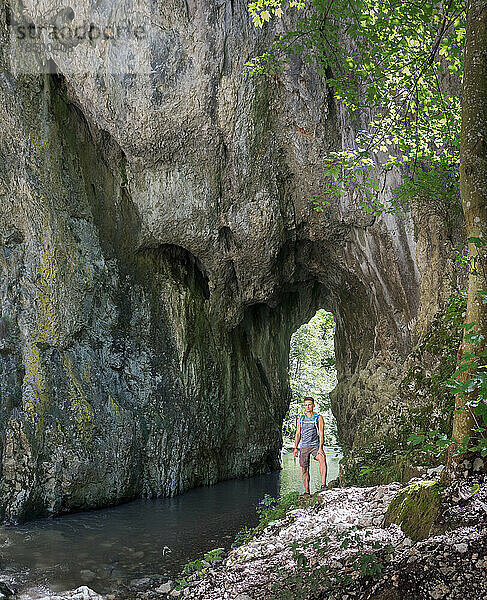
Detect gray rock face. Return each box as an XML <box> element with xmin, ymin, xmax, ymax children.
<box><xmin>0</xmin><ymin>0</ymin><xmax>464</xmax><ymax>520</ymax></box>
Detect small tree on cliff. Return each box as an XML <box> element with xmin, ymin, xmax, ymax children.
<box><xmin>247</xmin><ymin>0</ymin><xmax>487</xmax><ymax>474</ymax></box>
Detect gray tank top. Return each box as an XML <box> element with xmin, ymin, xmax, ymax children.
<box><xmin>300</xmin><ymin>414</ymin><xmax>320</xmax><ymax>448</ymax></box>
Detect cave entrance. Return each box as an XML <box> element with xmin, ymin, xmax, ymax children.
<box><xmin>283</xmin><ymin>309</ymin><xmax>338</xmax><ymax>448</ymax></box>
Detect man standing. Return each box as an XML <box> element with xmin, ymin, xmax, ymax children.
<box><xmin>293</xmin><ymin>397</ymin><xmax>327</xmax><ymax>494</ymax></box>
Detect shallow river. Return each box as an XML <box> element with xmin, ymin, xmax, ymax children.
<box><xmin>0</xmin><ymin>446</ymin><xmax>342</xmax><ymax>597</ymax></box>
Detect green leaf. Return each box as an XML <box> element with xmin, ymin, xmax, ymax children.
<box><xmin>408</xmin><ymin>432</ymin><xmax>426</xmax><ymax>445</ymax></box>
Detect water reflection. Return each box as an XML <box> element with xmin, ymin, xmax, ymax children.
<box><xmin>1</xmin><ymin>446</ymin><xmax>342</xmax><ymax>596</ymax></box>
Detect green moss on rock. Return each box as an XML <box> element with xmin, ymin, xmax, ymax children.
<box><xmin>343</xmin><ymin>291</ymin><xmax>467</xmax><ymax>488</ymax></box>
<box><xmin>383</xmin><ymin>480</ymin><xmax>442</xmax><ymax>541</ymax></box>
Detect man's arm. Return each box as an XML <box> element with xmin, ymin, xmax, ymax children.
<box><xmin>294</xmin><ymin>420</ymin><xmax>301</xmax><ymax>457</ymax></box>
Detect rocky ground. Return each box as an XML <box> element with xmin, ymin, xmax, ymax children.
<box><xmin>4</xmin><ymin>474</ymin><xmax>486</xmax><ymax>600</ymax></box>
<box><xmin>149</xmin><ymin>474</ymin><xmax>487</xmax><ymax>600</ymax></box>
<box><xmin>0</xmin><ymin>586</ymin><xmax>103</xmax><ymax>600</ymax></box>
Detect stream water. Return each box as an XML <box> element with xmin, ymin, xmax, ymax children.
<box><xmin>0</xmin><ymin>446</ymin><xmax>342</xmax><ymax>597</ymax></box>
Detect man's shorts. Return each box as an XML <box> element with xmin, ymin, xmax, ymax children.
<box><xmin>299</xmin><ymin>446</ymin><xmax>320</xmax><ymax>467</ymax></box>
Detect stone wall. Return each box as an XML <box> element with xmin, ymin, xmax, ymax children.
<box><xmin>0</xmin><ymin>0</ymin><xmax>465</xmax><ymax>520</ymax></box>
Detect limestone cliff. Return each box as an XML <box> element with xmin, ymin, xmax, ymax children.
<box><xmin>0</xmin><ymin>0</ymin><xmax>465</xmax><ymax>521</ymax></box>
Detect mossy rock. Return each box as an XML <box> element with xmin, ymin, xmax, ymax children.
<box><xmin>382</xmin><ymin>480</ymin><xmax>442</xmax><ymax>541</ymax></box>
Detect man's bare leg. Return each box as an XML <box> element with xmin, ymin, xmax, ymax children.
<box><xmin>316</xmin><ymin>454</ymin><xmax>327</xmax><ymax>487</ymax></box>
<box><xmin>301</xmin><ymin>466</ymin><xmax>310</xmax><ymax>493</ymax></box>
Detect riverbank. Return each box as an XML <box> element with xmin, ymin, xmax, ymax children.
<box><xmin>151</xmin><ymin>473</ymin><xmax>486</xmax><ymax>600</ymax></box>
<box><xmin>0</xmin><ymin>450</ymin><xmax>342</xmax><ymax>599</ymax></box>
<box><xmin>6</xmin><ymin>471</ymin><xmax>486</xmax><ymax>600</ymax></box>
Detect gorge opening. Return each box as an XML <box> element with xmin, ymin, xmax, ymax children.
<box><xmin>284</xmin><ymin>309</ymin><xmax>338</xmax><ymax>450</ymax></box>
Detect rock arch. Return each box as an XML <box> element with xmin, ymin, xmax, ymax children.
<box><xmin>0</xmin><ymin>0</ymin><xmax>464</xmax><ymax>520</ymax></box>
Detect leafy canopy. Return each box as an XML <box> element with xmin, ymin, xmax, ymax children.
<box><xmin>246</xmin><ymin>0</ymin><xmax>465</xmax><ymax>215</ymax></box>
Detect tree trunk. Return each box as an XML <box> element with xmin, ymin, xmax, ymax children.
<box><xmin>445</xmin><ymin>0</ymin><xmax>487</xmax><ymax>478</ymax></box>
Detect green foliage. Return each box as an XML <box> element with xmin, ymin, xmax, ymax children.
<box><xmin>204</xmin><ymin>548</ymin><xmax>225</xmax><ymax>565</ymax></box>
<box><xmin>285</xmin><ymin>310</ymin><xmax>337</xmax><ymax>444</ymax></box>
<box><xmin>254</xmin><ymin>491</ymin><xmax>301</xmax><ymax>528</ymax></box>
<box><xmin>391</xmin><ymin>290</ymin><xmax>466</xmax><ymax>465</ymax></box>
<box><xmin>232</xmin><ymin>492</ymin><xmax>301</xmax><ymax>547</ymax></box>
<box><xmin>309</xmin><ymin>192</ymin><xmax>331</xmax><ymax>213</ymax></box>
<box><xmin>471</xmin><ymin>482</ymin><xmax>480</xmax><ymax>496</ymax></box>
<box><xmin>393</xmin><ymin>162</ymin><xmax>461</xmax><ymax>227</ymax></box>
<box><xmin>256</xmin><ymin>492</ymin><xmax>279</xmax><ymax>517</ymax></box>
<box><xmin>175</xmin><ymin>547</ymin><xmax>225</xmax><ymax>590</ymax></box>
<box><xmin>343</xmin><ymin>444</ymin><xmax>418</xmax><ymax>487</ymax></box>
<box><xmin>231</xmin><ymin>524</ymin><xmax>256</xmax><ymax>548</ymax></box>
<box><xmin>270</xmin><ymin>526</ymin><xmax>395</xmax><ymax>599</ymax></box>
<box><xmin>322</xmin><ymin>150</ymin><xmax>400</xmax><ymax>216</ymax></box>
<box><xmin>402</xmin><ymin>289</ymin><xmax>466</xmax><ymax>403</ymax></box>
<box><xmin>407</xmin><ymin>289</ymin><xmax>487</xmax><ymax>460</ymax></box>
<box><xmin>408</xmin><ymin>430</ymin><xmax>452</xmax><ymax>456</ymax></box>
<box><xmin>341</xmin><ymin>290</ymin><xmax>467</xmax><ymax>486</ymax></box>
<box><xmin>247</xmin><ymin>0</ymin><xmax>465</xmax><ymax>215</ymax></box>
<box><xmin>445</xmin><ymin>365</ymin><xmax>487</xmax><ymax>458</ymax></box>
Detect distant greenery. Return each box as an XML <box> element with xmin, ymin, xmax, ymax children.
<box><xmin>284</xmin><ymin>310</ymin><xmax>337</xmax><ymax>445</ymax></box>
